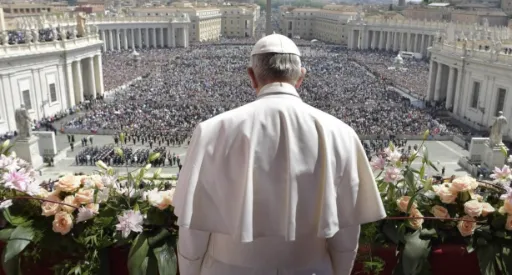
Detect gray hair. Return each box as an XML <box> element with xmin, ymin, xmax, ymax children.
<box><xmin>250</xmin><ymin>53</ymin><xmax>302</xmax><ymax>85</ymax></box>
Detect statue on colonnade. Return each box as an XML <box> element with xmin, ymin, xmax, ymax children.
<box><xmin>490</xmin><ymin>111</ymin><xmax>508</xmax><ymax>147</ymax></box>
<box><xmin>15</xmin><ymin>105</ymin><xmax>32</xmax><ymax>140</ymax></box>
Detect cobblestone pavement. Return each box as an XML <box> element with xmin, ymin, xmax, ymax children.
<box><xmin>37</xmin><ymin>135</ymin><xmax>469</xmax><ymax>181</ymax></box>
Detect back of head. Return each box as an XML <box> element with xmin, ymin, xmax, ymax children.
<box><xmin>250</xmin><ymin>34</ymin><xmax>303</xmax><ymax>86</ymax></box>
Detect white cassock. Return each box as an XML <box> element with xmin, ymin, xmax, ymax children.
<box><xmin>173</xmin><ymin>82</ymin><xmax>386</xmax><ymax>275</ymax></box>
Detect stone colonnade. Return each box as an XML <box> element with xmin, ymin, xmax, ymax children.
<box><xmin>98</xmin><ymin>25</ymin><xmax>189</xmax><ymax>52</ymax></box>
<box><xmin>65</xmin><ymin>54</ymin><xmax>104</xmax><ymax>106</ymax></box>
<box><xmin>348</xmin><ymin>28</ymin><xmax>435</xmax><ymax>57</ymax></box>
<box><xmin>426</xmin><ymin>60</ymin><xmax>462</xmax><ymax>111</ymax></box>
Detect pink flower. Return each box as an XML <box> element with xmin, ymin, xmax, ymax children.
<box><xmin>384</xmin><ymin>147</ymin><xmax>402</xmax><ymax>163</ymax></box>
<box><xmin>3</xmin><ymin>170</ymin><xmax>30</xmax><ymax>192</ymax></box>
<box><xmin>0</xmin><ymin>155</ymin><xmax>20</xmax><ymax>171</ymax></box>
<box><xmin>370</xmin><ymin>156</ymin><xmax>386</xmax><ymax>171</ymax></box>
<box><xmin>115</xmin><ymin>210</ymin><xmax>144</xmax><ymax>238</ymax></box>
<box><xmin>384</xmin><ymin>167</ymin><xmax>403</xmax><ymax>183</ymax></box>
<box><xmin>500</xmin><ymin>186</ymin><xmax>512</xmax><ymax>204</ymax></box>
<box><xmin>76</xmin><ymin>205</ymin><xmax>99</xmax><ymax>223</ymax></box>
<box><xmin>490</xmin><ymin>165</ymin><xmax>512</xmax><ymax>181</ymax></box>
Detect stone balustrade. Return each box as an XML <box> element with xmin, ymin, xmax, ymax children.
<box><xmin>0</xmin><ymin>33</ymin><xmax>101</xmax><ymax>57</ymax></box>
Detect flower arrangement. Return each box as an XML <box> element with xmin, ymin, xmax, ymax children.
<box><xmin>360</xmin><ymin>132</ymin><xmax>512</xmax><ymax>275</ymax></box>
<box><xmin>0</xmin><ymin>135</ymin><xmax>179</xmax><ymax>275</ymax></box>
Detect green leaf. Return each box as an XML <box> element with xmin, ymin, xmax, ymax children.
<box><xmin>419</xmin><ymin>165</ymin><xmax>425</xmax><ymax>180</ymax></box>
<box><xmin>422</xmin><ymin>129</ymin><xmax>430</xmax><ymax>140</ymax></box>
<box><xmin>148</xmin><ymin>152</ymin><xmax>161</xmax><ymax>163</ymax></box>
<box><xmin>128</xmin><ymin>234</ymin><xmax>150</xmax><ymax>275</ymax></box>
<box><xmin>405</xmin><ymin>170</ymin><xmax>416</xmax><ymax>194</ymax></box>
<box><xmin>3</xmin><ymin>209</ymin><xmax>28</xmax><ymax>226</ymax></box>
<box><xmin>140</xmin><ymin>254</ymin><xmax>158</xmax><ymax>275</ymax></box>
<box><xmin>148</xmin><ymin>229</ymin><xmax>172</xmax><ymax>248</ymax></box>
<box><xmin>500</xmin><ymin>145</ymin><xmax>508</xmax><ymax>158</ymax></box>
<box><xmin>502</xmin><ymin>250</ymin><xmax>512</xmax><ymax>275</ymax></box>
<box><xmin>476</xmin><ymin>244</ymin><xmax>496</xmax><ymax>275</ymax></box>
<box><xmin>428</xmin><ymin>160</ymin><xmax>439</xmax><ymax>172</ymax></box>
<box><xmin>153</xmin><ymin>242</ymin><xmax>177</xmax><ymax>275</ymax></box>
<box><xmin>0</xmin><ymin>229</ymin><xmax>14</xmax><ymax>241</ymax></box>
<box><xmin>402</xmin><ymin>231</ymin><xmax>431</xmax><ymax>275</ymax></box>
<box><xmin>4</xmin><ymin>226</ymin><xmax>34</xmax><ymax>262</ymax></box>
<box><xmin>382</xmin><ymin>221</ymin><xmax>400</xmax><ymax>244</ymax></box>
<box><xmin>406</xmin><ymin>193</ymin><xmax>419</xmax><ymax>214</ymax></box>
<box><xmin>1</xmin><ymin>250</ymin><xmax>20</xmax><ymax>275</ymax></box>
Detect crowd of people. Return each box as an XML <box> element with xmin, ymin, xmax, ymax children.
<box><xmin>74</xmin><ymin>143</ymin><xmax>182</xmax><ymax>168</ymax></box>
<box><xmin>65</xmin><ymin>44</ymin><xmax>467</xmax><ymax>144</ymax></box>
<box><xmin>351</xmin><ymin>50</ymin><xmax>430</xmax><ymax>98</ymax></box>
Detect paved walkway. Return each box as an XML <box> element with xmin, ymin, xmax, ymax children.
<box><xmin>37</xmin><ymin>136</ymin><xmax>469</xmax><ymax>181</ymax></box>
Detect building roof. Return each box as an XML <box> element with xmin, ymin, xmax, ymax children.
<box><xmin>451</xmin><ymin>9</ymin><xmax>507</xmax><ymax>16</ymax></box>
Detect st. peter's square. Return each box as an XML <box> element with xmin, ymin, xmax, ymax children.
<box><xmin>0</xmin><ymin>1</ymin><xmax>512</xmax><ymax>274</ymax></box>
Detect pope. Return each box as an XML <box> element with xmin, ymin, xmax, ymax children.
<box><xmin>173</xmin><ymin>34</ymin><xmax>386</xmax><ymax>275</ymax></box>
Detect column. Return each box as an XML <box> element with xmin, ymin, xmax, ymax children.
<box><xmin>160</xmin><ymin>28</ymin><xmax>165</xmax><ymax>47</ymax></box>
<box><xmin>108</xmin><ymin>30</ymin><xmax>114</xmax><ymax>51</ymax></box>
<box><xmin>72</xmin><ymin>61</ymin><xmax>84</xmax><ymax>104</ymax></box>
<box><xmin>152</xmin><ymin>28</ymin><xmax>157</xmax><ymax>48</ymax></box>
<box><xmin>116</xmin><ymin>29</ymin><xmax>121</xmax><ymax>51</ymax></box>
<box><xmin>167</xmin><ymin>26</ymin><xmax>174</xmax><ymax>48</ymax></box>
<box><xmin>86</xmin><ymin>57</ymin><xmax>97</xmax><ymax>99</ymax></box>
<box><xmin>171</xmin><ymin>27</ymin><xmax>176</xmax><ymax>47</ymax></box>
<box><xmin>182</xmin><ymin>27</ymin><xmax>189</xmax><ymax>48</ymax></box>
<box><xmin>65</xmin><ymin>63</ymin><xmax>75</xmax><ymax>108</ymax></box>
<box><xmin>130</xmin><ymin>29</ymin><xmax>135</xmax><ymax>49</ymax></box>
<box><xmin>100</xmin><ymin>30</ymin><xmax>106</xmax><ymax>52</ymax></box>
<box><xmin>434</xmin><ymin>62</ymin><xmax>442</xmax><ymax>101</ymax></box>
<box><xmin>123</xmin><ymin>29</ymin><xmax>128</xmax><ymax>50</ymax></box>
<box><xmin>420</xmin><ymin>34</ymin><xmax>425</xmax><ymax>56</ymax></box>
<box><xmin>453</xmin><ymin>69</ymin><xmax>463</xmax><ymax>115</ymax></box>
<box><xmin>137</xmin><ymin>28</ymin><xmax>142</xmax><ymax>48</ymax></box>
<box><xmin>94</xmin><ymin>55</ymin><xmax>104</xmax><ymax>96</ymax></box>
<box><xmin>427</xmin><ymin>35</ymin><xmax>432</xmax><ymax>58</ymax></box>
<box><xmin>146</xmin><ymin>28</ymin><xmax>150</xmax><ymax>48</ymax></box>
<box><xmin>427</xmin><ymin>60</ymin><xmax>435</xmax><ymax>101</ymax></box>
<box><xmin>393</xmin><ymin>32</ymin><xmax>398</xmax><ymax>51</ymax></box>
<box><xmin>445</xmin><ymin>67</ymin><xmax>455</xmax><ymax>109</ymax></box>
<box><xmin>413</xmin><ymin>33</ymin><xmax>418</xmax><ymax>52</ymax></box>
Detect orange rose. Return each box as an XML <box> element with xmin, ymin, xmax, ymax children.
<box><xmin>503</xmin><ymin>201</ymin><xmax>512</xmax><ymax>215</ymax></box>
<box><xmin>52</xmin><ymin>211</ymin><xmax>73</xmax><ymax>235</ymax></box>
<box><xmin>408</xmin><ymin>209</ymin><xmax>424</xmax><ymax>230</ymax></box>
<box><xmin>481</xmin><ymin>202</ymin><xmax>495</xmax><ymax>217</ymax></box>
<box><xmin>61</xmin><ymin>195</ymin><xmax>79</xmax><ymax>213</ymax></box>
<box><xmin>430</xmin><ymin>205</ymin><xmax>450</xmax><ymax>220</ymax></box>
<box><xmin>156</xmin><ymin>190</ymin><xmax>175</xmax><ymax>210</ymax></box>
<box><xmin>457</xmin><ymin>215</ymin><xmax>476</xmax><ymax>237</ymax></box>
<box><xmin>506</xmin><ymin>215</ymin><xmax>512</xmax><ymax>231</ymax></box>
<box><xmin>41</xmin><ymin>195</ymin><xmax>61</xmax><ymax>217</ymax></box>
<box><xmin>75</xmin><ymin>189</ymin><xmax>94</xmax><ymax>205</ymax></box>
<box><xmin>396</xmin><ymin>196</ymin><xmax>417</xmax><ymax>213</ymax></box>
<box><xmin>55</xmin><ymin>175</ymin><xmax>81</xmax><ymax>193</ymax></box>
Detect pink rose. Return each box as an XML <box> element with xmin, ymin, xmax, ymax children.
<box><xmin>434</xmin><ymin>185</ymin><xmax>457</xmax><ymax>204</ymax></box>
<box><xmin>464</xmin><ymin>200</ymin><xmax>483</xmax><ymax>217</ymax></box>
<box><xmin>52</xmin><ymin>211</ymin><xmax>73</xmax><ymax>235</ymax></box>
<box><xmin>408</xmin><ymin>209</ymin><xmax>424</xmax><ymax>230</ymax></box>
<box><xmin>61</xmin><ymin>195</ymin><xmax>79</xmax><ymax>213</ymax></box>
<box><xmin>41</xmin><ymin>195</ymin><xmax>61</xmax><ymax>217</ymax></box>
<box><xmin>75</xmin><ymin>189</ymin><xmax>94</xmax><ymax>205</ymax></box>
<box><xmin>156</xmin><ymin>189</ymin><xmax>175</xmax><ymax>210</ymax></box>
<box><xmin>430</xmin><ymin>205</ymin><xmax>450</xmax><ymax>220</ymax></box>
<box><xmin>396</xmin><ymin>196</ymin><xmax>417</xmax><ymax>213</ymax></box>
<box><xmin>503</xmin><ymin>200</ymin><xmax>512</xmax><ymax>215</ymax></box>
<box><xmin>506</xmin><ymin>215</ymin><xmax>512</xmax><ymax>231</ymax></box>
<box><xmin>450</xmin><ymin>176</ymin><xmax>477</xmax><ymax>193</ymax></box>
<box><xmin>457</xmin><ymin>215</ymin><xmax>477</xmax><ymax>237</ymax></box>
<box><xmin>90</xmin><ymin>175</ymin><xmax>105</xmax><ymax>190</ymax></box>
<box><xmin>55</xmin><ymin>175</ymin><xmax>81</xmax><ymax>193</ymax></box>
<box><xmin>85</xmin><ymin>203</ymin><xmax>99</xmax><ymax>213</ymax></box>
<box><xmin>481</xmin><ymin>202</ymin><xmax>495</xmax><ymax>217</ymax></box>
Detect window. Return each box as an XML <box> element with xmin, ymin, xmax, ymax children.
<box><xmin>22</xmin><ymin>90</ymin><xmax>32</xmax><ymax>110</ymax></box>
<box><xmin>49</xmin><ymin>83</ymin><xmax>57</xmax><ymax>103</ymax></box>
<box><xmin>495</xmin><ymin>88</ymin><xmax>506</xmax><ymax>116</ymax></box>
<box><xmin>471</xmin><ymin>82</ymin><xmax>480</xmax><ymax>109</ymax></box>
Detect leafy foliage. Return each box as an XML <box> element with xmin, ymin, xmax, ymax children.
<box><xmin>0</xmin><ymin>138</ymin><xmax>179</xmax><ymax>275</ymax></box>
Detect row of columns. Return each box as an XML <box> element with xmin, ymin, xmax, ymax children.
<box><xmin>427</xmin><ymin>60</ymin><xmax>463</xmax><ymax>112</ymax></box>
<box><xmin>349</xmin><ymin>29</ymin><xmax>434</xmax><ymax>57</ymax></box>
<box><xmin>64</xmin><ymin>54</ymin><xmax>104</xmax><ymax>107</ymax></box>
<box><xmin>98</xmin><ymin>26</ymin><xmax>188</xmax><ymax>52</ymax></box>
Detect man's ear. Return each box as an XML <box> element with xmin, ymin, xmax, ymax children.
<box><xmin>295</xmin><ymin>67</ymin><xmax>307</xmax><ymax>89</ymax></box>
<box><xmin>247</xmin><ymin>67</ymin><xmax>258</xmax><ymax>89</ymax></box>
